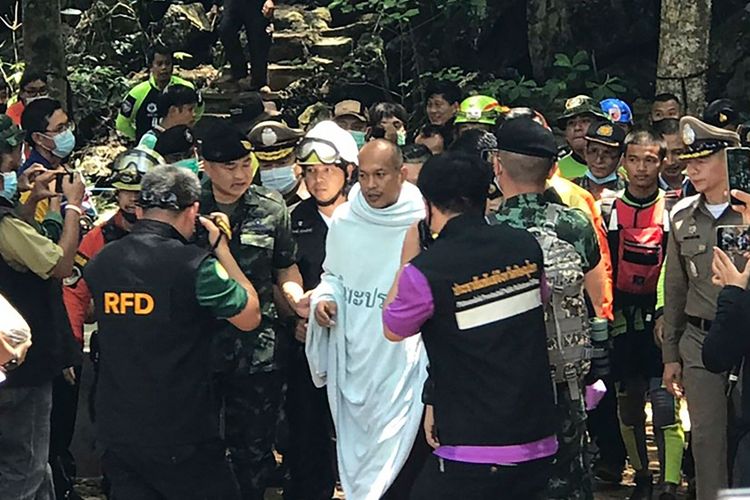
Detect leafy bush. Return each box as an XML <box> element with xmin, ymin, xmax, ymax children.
<box><xmin>69</xmin><ymin>61</ymin><xmax>130</xmax><ymax>142</ymax></box>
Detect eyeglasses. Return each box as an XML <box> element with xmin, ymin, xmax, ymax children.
<box><xmin>23</xmin><ymin>85</ymin><xmax>47</xmax><ymax>97</ymax></box>
<box><xmin>480</xmin><ymin>148</ymin><xmax>499</xmax><ymax>164</ymax></box>
<box><xmin>295</xmin><ymin>138</ymin><xmax>343</xmax><ymax>165</ymax></box>
<box><xmin>45</xmin><ymin>121</ymin><xmax>75</xmax><ymax>135</ymax></box>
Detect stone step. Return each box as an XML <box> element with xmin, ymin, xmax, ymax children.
<box><xmin>269</xmin><ymin>31</ymin><xmax>309</xmax><ymax>62</ymax></box>
<box><xmin>320</xmin><ymin>21</ymin><xmax>369</xmax><ymax>41</ymax></box>
<box><xmin>268</xmin><ymin>63</ymin><xmax>315</xmax><ymax>91</ymax></box>
<box><xmin>310</xmin><ymin>36</ymin><xmax>353</xmax><ymax>63</ymax></box>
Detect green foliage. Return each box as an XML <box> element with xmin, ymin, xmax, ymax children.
<box><xmin>328</xmin><ymin>0</ymin><xmax>487</xmax><ymax>29</ymax></box>
<box><xmin>68</xmin><ymin>61</ymin><xmax>130</xmax><ymax>140</ymax></box>
<box><xmin>418</xmin><ymin>50</ymin><xmax>637</xmax><ymax>120</ymax></box>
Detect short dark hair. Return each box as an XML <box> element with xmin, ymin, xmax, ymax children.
<box><xmin>449</xmin><ymin>128</ymin><xmax>497</xmax><ymax>161</ymax></box>
<box><xmin>418</xmin><ymin>124</ymin><xmax>445</xmax><ymax>139</ymax></box>
<box><xmin>654</xmin><ymin>93</ymin><xmax>680</xmax><ymax>105</ymax></box>
<box><xmin>652</xmin><ymin>118</ymin><xmax>680</xmax><ymax>136</ymax></box>
<box><xmin>624</xmin><ymin>129</ymin><xmax>667</xmax><ymax>161</ymax></box>
<box><xmin>139</xmin><ymin>165</ymin><xmax>200</xmax><ymax>213</ymax></box>
<box><xmin>368</xmin><ymin>102</ymin><xmax>407</xmax><ymax>128</ymax></box>
<box><xmin>417</xmin><ymin>152</ymin><xmax>491</xmax><ymax>215</ymax></box>
<box><xmin>158</xmin><ymin>84</ymin><xmax>198</xmax><ymax>118</ymax></box>
<box><xmin>148</xmin><ymin>44</ymin><xmax>174</xmax><ymax>66</ymax></box>
<box><xmin>402</xmin><ymin>143</ymin><xmax>432</xmax><ymax>164</ymax></box>
<box><xmin>19</xmin><ymin>69</ymin><xmax>47</xmax><ymax>90</ymax></box>
<box><xmin>21</xmin><ymin>97</ymin><xmax>62</xmax><ymax>147</ymax></box>
<box><xmin>425</xmin><ymin>81</ymin><xmax>461</xmax><ymax>105</ymax></box>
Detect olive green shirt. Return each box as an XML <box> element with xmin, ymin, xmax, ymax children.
<box><xmin>201</xmin><ymin>181</ymin><xmax>297</xmax><ymax>374</ymax></box>
<box><xmin>662</xmin><ymin>195</ymin><xmax>744</xmax><ymax>363</ymax></box>
<box><xmin>0</xmin><ymin>216</ymin><xmax>63</xmax><ymax>278</ymax></box>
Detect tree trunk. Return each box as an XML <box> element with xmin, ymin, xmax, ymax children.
<box><xmin>22</xmin><ymin>0</ymin><xmax>67</xmax><ymax>109</ymax></box>
<box><xmin>656</xmin><ymin>0</ymin><xmax>711</xmax><ymax>116</ymax></box>
<box><xmin>527</xmin><ymin>0</ymin><xmax>573</xmax><ymax>82</ymax></box>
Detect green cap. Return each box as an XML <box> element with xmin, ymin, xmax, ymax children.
<box><xmin>0</xmin><ymin>115</ymin><xmax>25</xmax><ymax>151</ymax></box>
<box><xmin>556</xmin><ymin>95</ymin><xmax>609</xmax><ymax>129</ymax></box>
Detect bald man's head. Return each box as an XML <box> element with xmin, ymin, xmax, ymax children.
<box><xmin>358</xmin><ymin>139</ymin><xmax>406</xmax><ymax>208</ymax></box>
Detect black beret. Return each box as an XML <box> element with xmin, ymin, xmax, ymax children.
<box><xmin>496</xmin><ymin>117</ymin><xmax>557</xmax><ymax>159</ymax></box>
<box><xmin>154</xmin><ymin>125</ymin><xmax>196</xmax><ymax>157</ymax></box>
<box><xmin>199</xmin><ymin>119</ymin><xmax>253</xmax><ymax>163</ymax></box>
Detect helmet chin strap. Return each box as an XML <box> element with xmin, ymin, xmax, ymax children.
<box><xmin>316</xmin><ymin>189</ymin><xmax>345</xmax><ymax>207</ymax></box>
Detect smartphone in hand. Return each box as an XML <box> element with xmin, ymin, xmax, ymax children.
<box><xmin>726</xmin><ymin>147</ymin><xmax>750</xmax><ymax>205</ymax></box>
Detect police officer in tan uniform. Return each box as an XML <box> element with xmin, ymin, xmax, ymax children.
<box><xmin>662</xmin><ymin>116</ymin><xmax>742</xmax><ymax>500</ymax></box>
<box><xmin>247</xmin><ymin>120</ymin><xmax>307</xmax><ymax>208</ymax></box>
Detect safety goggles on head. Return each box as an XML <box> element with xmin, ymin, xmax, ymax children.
<box><xmin>110</xmin><ymin>149</ymin><xmax>161</xmax><ymax>186</ymax></box>
<box><xmin>138</xmin><ymin>190</ymin><xmax>196</xmax><ymax>211</ymax></box>
<box><xmin>295</xmin><ymin>137</ymin><xmax>344</xmax><ymax>166</ymax></box>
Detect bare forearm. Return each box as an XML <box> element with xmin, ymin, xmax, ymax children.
<box><xmin>51</xmin><ymin>210</ymin><xmax>81</xmax><ymax>279</ymax></box>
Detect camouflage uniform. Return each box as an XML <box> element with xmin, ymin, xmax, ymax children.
<box><xmin>201</xmin><ymin>180</ymin><xmax>298</xmax><ymax>500</ymax></box>
<box><xmin>492</xmin><ymin>192</ymin><xmax>600</xmax><ymax>500</ymax></box>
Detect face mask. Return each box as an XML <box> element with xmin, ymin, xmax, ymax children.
<box><xmin>47</xmin><ymin>129</ymin><xmax>76</xmax><ymax>158</ymax></box>
<box><xmin>261</xmin><ymin>165</ymin><xmax>298</xmax><ymax>195</ymax></box>
<box><xmin>350</xmin><ymin>130</ymin><xmax>366</xmax><ymax>149</ymax></box>
<box><xmin>397</xmin><ymin>129</ymin><xmax>407</xmax><ymax>146</ymax></box>
<box><xmin>25</xmin><ymin>94</ymin><xmax>49</xmax><ymax>105</ymax></box>
<box><xmin>175</xmin><ymin>158</ymin><xmax>200</xmax><ymax>174</ymax></box>
<box><xmin>0</xmin><ymin>171</ymin><xmax>17</xmax><ymax>201</ymax></box>
<box><xmin>584</xmin><ymin>169</ymin><xmax>619</xmax><ymax>185</ymax></box>
<box><xmin>0</xmin><ymin>103</ymin><xmax>7</xmax><ymax>114</ymax></box>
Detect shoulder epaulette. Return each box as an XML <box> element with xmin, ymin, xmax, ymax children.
<box><xmin>670</xmin><ymin>194</ymin><xmax>700</xmax><ymax>219</ymax></box>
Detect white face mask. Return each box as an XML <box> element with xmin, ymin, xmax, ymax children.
<box><xmin>261</xmin><ymin>164</ymin><xmax>298</xmax><ymax>194</ymax></box>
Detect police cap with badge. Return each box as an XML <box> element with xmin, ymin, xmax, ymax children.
<box><xmin>247</xmin><ymin>121</ymin><xmax>304</xmax><ymax>163</ymax></box>
<box><xmin>678</xmin><ymin>116</ymin><xmax>740</xmax><ymax>160</ymax></box>
<box><xmin>584</xmin><ymin>120</ymin><xmax>626</xmax><ymax>150</ymax></box>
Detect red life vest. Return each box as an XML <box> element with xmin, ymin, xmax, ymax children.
<box><xmin>613</xmin><ymin>197</ymin><xmax>666</xmax><ymax>295</ymax></box>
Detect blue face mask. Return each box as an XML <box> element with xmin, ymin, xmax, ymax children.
<box><xmin>350</xmin><ymin>130</ymin><xmax>366</xmax><ymax>149</ymax></box>
<box><xmin>0</xmin><ymin>171</ymin><xmax>17</xmax><ymax>201</ymax></box>
<box><xmin>261</xmin><ymin>165</ymin><xmax>298</xmax><ymax>195</ymax></box>
<box><xmin>584</xmin><ymin>169</ymin><xmax>619</xmax><ymax>185</ymax></box>
<box><xmin>48</xmin><ymin>129</ymin><xmax>76</xmax><ymax>158</ymax></box>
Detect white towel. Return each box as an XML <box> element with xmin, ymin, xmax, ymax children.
<box><xmin>306</xmin><ymin>182</ymin><xmax>428</xmax><ymax>500</ymax></box>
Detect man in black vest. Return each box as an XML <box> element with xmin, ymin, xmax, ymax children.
<box><xmin>84</xmin><ymin>165</ymin><xmax>262</xmax><ymax>500</ymax></box>
<box><xmin>383</xmin><ymin>152</ymin><xmax>558</xmax><ymax>499</ymax></box>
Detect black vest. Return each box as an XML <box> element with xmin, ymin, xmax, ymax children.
<box><xmin>84</xmin><ymin>219</ymin><xmax>216</xmax><ymax>446</ymax></box>
<box><xmin>411</xmin><ymin>214</ymin><xmax>556</xmax><ymax>446</ymax></box>
<box><xmin>0</xmin><ymin>205</ymin><xmax>79</xmax><ymax>388</ymax></box>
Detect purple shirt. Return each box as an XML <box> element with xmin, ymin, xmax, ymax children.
<box><xmin>383</xmin><ymin>264</ymin><xmax>434</xmax><ymax>338</ymax></box>
<box><xmin>383</xmin><ymin>264</ymin><xmax>557</xmax><ymax>465</ymax></box>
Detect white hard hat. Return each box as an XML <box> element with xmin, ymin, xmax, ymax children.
<box><xmin>299</xmin><ymin>120</ymin><xmax>359</xmax><ymax>166</ymax></box>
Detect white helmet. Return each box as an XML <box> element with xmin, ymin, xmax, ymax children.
<box><xmin>296</xmin><ymin>120</ymin><xmax>359</xmax><ymax>166</ymax></box>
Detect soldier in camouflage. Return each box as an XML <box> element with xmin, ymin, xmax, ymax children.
<box><xmin>489</xmin><ymin>117</ymin><xmax>604</xmax><ymax>500</ymax></box>
<box><xmin>199</xmin><ymin>120</ymin><xmax>308</xmax><ymax>500</ymax></box>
